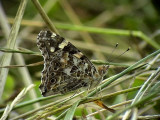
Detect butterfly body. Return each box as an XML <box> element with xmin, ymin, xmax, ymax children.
<box><xmin>37</xmin><ymin>30</ymin><xmax>108</xmax><ymax>96</ymax></box>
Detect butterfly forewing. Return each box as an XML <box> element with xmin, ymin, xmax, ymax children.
<box><xmin>37</xmin><ymin>30</ymin><xmax>107</xmax><ymax>96</ymax></box>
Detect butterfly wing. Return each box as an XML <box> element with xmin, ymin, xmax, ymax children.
<box><xmin>37</xmin><ymin>30</ymin><xmax>102</xmax><ymax>96</ymax></box>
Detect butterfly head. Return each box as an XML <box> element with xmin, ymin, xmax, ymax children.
<box><xmin>97</xmin><ymin>65</ymin><xmax>109</xmax><ymax>77</ymax></box>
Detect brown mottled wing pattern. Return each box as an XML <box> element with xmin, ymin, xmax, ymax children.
<box><xmin>37</xmin><ymin>30</ymin><xmax>106</xmax><ymax>96</ymax></box>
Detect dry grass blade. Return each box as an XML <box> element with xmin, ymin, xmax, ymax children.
<box><xmin>31</xmin><ymin>0</ymin><xmax>59</xmax><ymax>34</ymax></box>
<box><xmin>0</xmin><ymin>61</ymin><xmax>44</xmax><ymax>68</ymax></box>
<box><xmin>0</xmin><ymin>47</ymin><xmax>41</xmax><ymax>55</ymax></box>
<box><xmin>0</xmin><ymin>84</ymin><xmax>35</xmax><ymax>120</ymax></box>
<box><xmin>0</xmin><ymin>0</ymin><xmax>29</xmax><ymax>98</ymax></box>
<box><xmin>107</xmin><ymin>67</ymin><xmax>160</xmax><ymax>120</ymax></box>
<box><xmin>122</xmin><ymin>67</ymin><xmax>160</xmax><ymax>120</ymax></box>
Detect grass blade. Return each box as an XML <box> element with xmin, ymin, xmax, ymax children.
<box><xmin>0</xmin><ymin>84</ymin><xmax>35</xmax><ymax>120</ymax></box>
<box><xmin>0</xmin><ymin>0</ymin><xmax>29</xmax><ymax>98</ymax></box>
<box><xmin>64</xmin><ymin>100</ymin><xmax>80</xmax><ymax>120</ymax></box>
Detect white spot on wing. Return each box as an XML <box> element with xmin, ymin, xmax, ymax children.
<box><xmin>64</xmin><ymin>68</ymin><xmax>71</xmax><ymax>75</ymax></box>
<box><xmin>60</xmin><ymin>58</ymin><xmax>65</xmax><ymax>63</ymax></box>
<box><xmin>84</xmin><ymin>63</ymin><xmax>88</xmax><ymax>70</ymax></box>
<box><xmin>59</xmin><ymin>40</ymin><xmax>68</xmax><ymax>49</ymax></box>
<box><xmin>50</xmin><ymin>47</ymin><xmax>55</xmax><ymax>52</ymax></box>
<box><xmin>51</xmin><ymin>33</ymin><xmax>57</xmax><ymax>38</ymax></box>
<box><xmin>73</xmin><ymin>58</ymin><xmax>78</xmax><ymax>65</ymax></box>
<box><xmin>73</xmin><ymin>52</ymin><xmax>83</xmax><ymax>58</ymax></box>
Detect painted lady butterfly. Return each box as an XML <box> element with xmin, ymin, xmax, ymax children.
<box><xmin>37</xmin><ymin>30</ymin><xmax>108</xmax><ymax>97</ymax></box>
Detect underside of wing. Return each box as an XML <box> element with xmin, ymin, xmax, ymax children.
<box><xmin>37</xmin><ymin>30</ymin><xmax>101</xmax><ymax>96</ymax></box>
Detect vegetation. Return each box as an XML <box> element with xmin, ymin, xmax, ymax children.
<box><xmin>0</xmin><ymin>0</ymin><xmax>160</xmax><ymax>119</ymax></box>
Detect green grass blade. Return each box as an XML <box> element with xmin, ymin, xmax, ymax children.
<box><xmin>64</xmin><ymin>100</ymin><xmax>80</xmax><ymax>120</ymax></box>
<box><xmin>106</xmin><ymin>90</ymin><xmax>159</xmax><ymax>120</ymax></box>
<box><xmin>88</xmin><ymin>49</ymin><xmax>160</xmax><ymax>97</ymax></box>
<box><xmin>55</xmin><ymin>23</ymin><xmax>160</xmax><ymax>49</ymax></box>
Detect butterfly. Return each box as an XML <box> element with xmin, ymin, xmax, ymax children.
<box><xmin>37</xmin><ymin>30</ymin><xmax>109</xmax><ymax>97</ymax></box>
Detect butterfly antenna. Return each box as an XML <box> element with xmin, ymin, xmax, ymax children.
<box><xmin>114</xmin><ymin>47</ymin><xmax>130</xmax><ymax>60</ymax></box>
<box><xmin>111</xmin><ymin>43</ymin><xmax>118</xmax><ymax>55</ymax></box>
<box><xmin>107</xmin><ymin>43</ymin><xmax>119</xmax><ymax>63</ymax></box>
